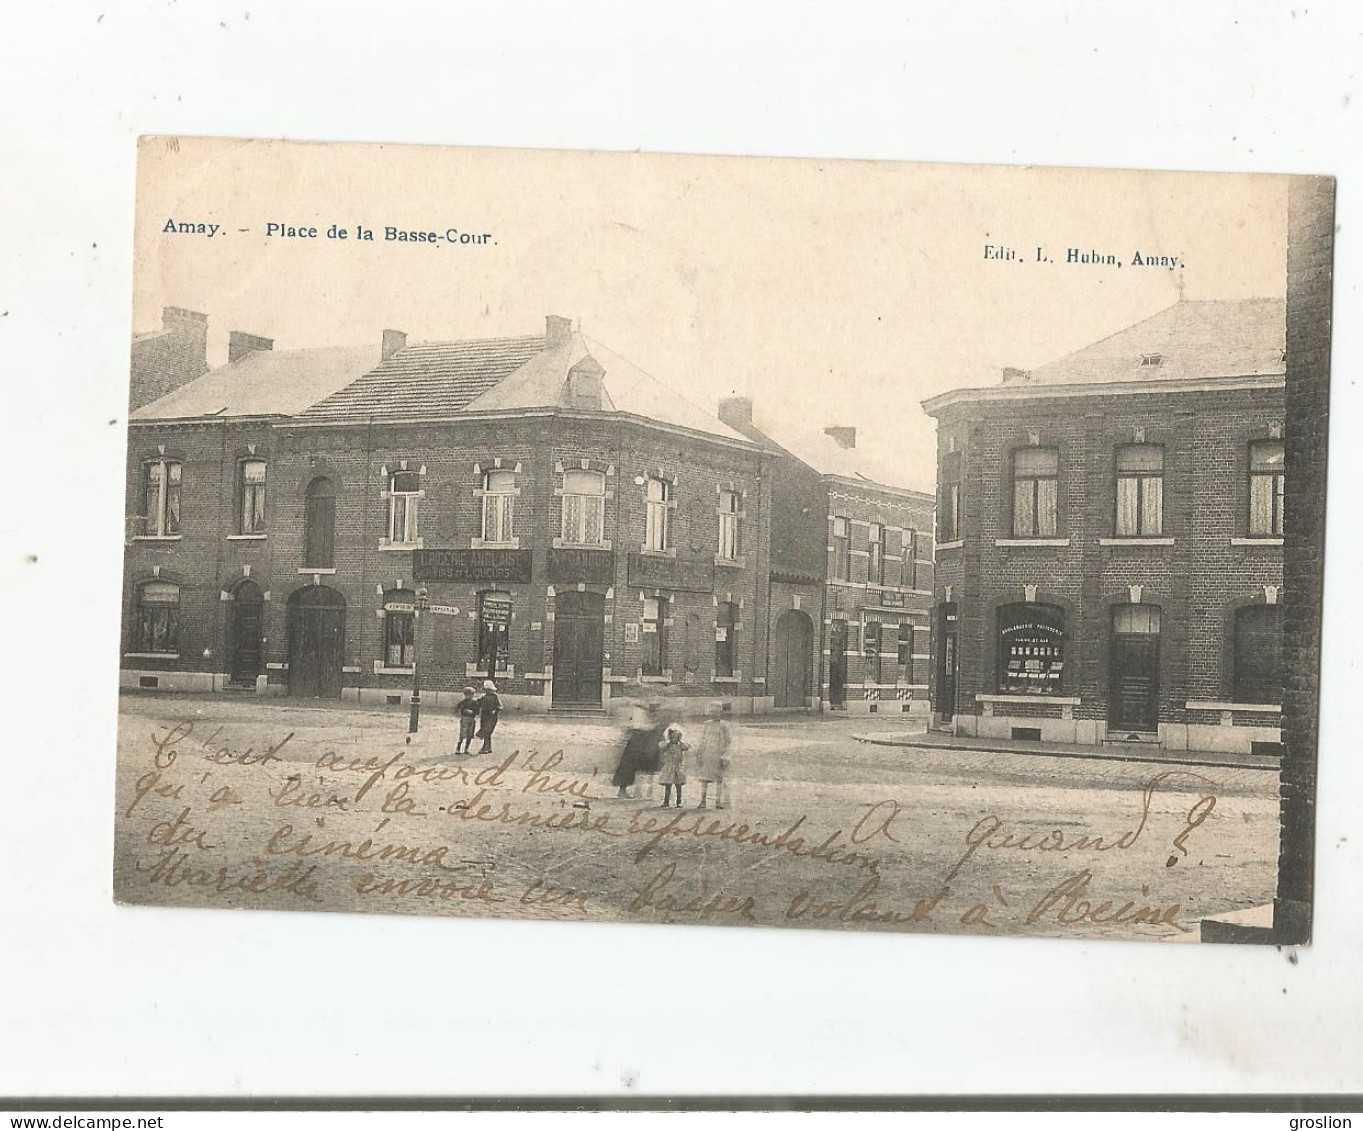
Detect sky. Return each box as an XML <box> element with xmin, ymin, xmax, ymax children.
<box><xmin>133</xmin><ymin>138</ymin><xmax>1290</xmax><ymax>492</ymax></box>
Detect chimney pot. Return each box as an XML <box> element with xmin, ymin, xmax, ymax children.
<box><xmin>382</xmin><ymin>329</ymin><xmax>407</xmax><ymax>361</ymax></box>
<box><xmin>228</xmin><ymin>330</ymin><xmax>273</xmax><ymax>363</ymax></box>
<box><xmin>824</xmin><ymin>425</ymin><xmax>857</xmax><ymax>450</ymax></box>
<box><xmin>546</xmin><ymin>314</ymin><xmax>573</xmax><ymax>347</ymax></box>
<box><xmin>718</xmin><ymin>396</ymin><xmax>754</xmax><ymax>431</ymax></box>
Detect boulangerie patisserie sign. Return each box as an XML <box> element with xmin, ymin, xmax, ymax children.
<box><xmin>115</xmin><ymin>137</ymin><xmax>1330</xmax><ymax>944</ymax></box>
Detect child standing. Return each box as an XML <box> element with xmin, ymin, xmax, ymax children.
<box><xmin>455</xmin><ymin>686</ymin><xmax>479</xmax><ymax>755</ymax></box>
<box><xmin>477</xmin><ymin>680</ymin><xmax>502</xmax><ymax>754</ymax></box>
<box><xmin>656</xmin><ymin>725</ymin><xmax>688</xmax><ymax>809</ymax></box>
<box><xmin>694</xmin><ymin>701</ymin><xmax>731</xmax><ymax>809</ymax></box>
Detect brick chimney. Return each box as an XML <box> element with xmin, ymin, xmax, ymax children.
<box><xmin>161</xmin><ymin>306</ymin><xmax>209</xmax><ymax>370</ymax></box>
<box><xmin>546</xmin><ymin>314</ymin><xmax>573</xmax><ymax>347</ymax></box>
<box><xmin>824</xmin><ymin>425</ymin><xmax>857</xmax><ymax>449</ymax></box>
<box><xmin>1001</xmin><ymin>366</ymin><xmax>1029</xmax><ymax>384</ymax></box>
<box><xmin>382</xmin><ymin>329</ymin><xmax>407</xmax><ymax>361</ymax></box>
<box><xmin>228</xmin><ymin>330</ymin><xmax>274</xmax><ymax>363</ymax></box>
<box><xmin>718</xmin><ymin>396</ymin><xmax>753</xmax><ymax>432</ymax></box>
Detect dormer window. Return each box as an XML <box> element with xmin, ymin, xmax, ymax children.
<box><xmin>567</xmin><ymin>359</ymin><xmax>605</xmax><ymax>410</ymax></box>
<box><xmin>1139</xmin><ymin>353</ymin><xmax>1165</xmax><ymax>368</ymax></box>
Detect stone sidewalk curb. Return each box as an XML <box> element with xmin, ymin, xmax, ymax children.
<box><xmin>852</xmin><ymin>731</ymin><xmax>1281</xmax><ymax>773</ymax></box>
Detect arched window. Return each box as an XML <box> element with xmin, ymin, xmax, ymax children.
<box><xmin>481</xmin><ymin>469</ymin><xmax>516</xmax><ymax>544</ymax></box>
<box><xmin>304</xmin><ymin>477</ymin><xmax>336</xmax><ymax>568</ymax></box>
<box><xmin>998</xmin><ymin>602</ymin><xmax>1065</xmax><ymax>695</ymax></box>
<box><xmin>715</xmin><ymin>601</ymin><xmax>738</xmax><ymax>678</ymax></box>
<box><xmin>135</xmin><ymin>580</ymin><xmax>180</xmax><ymax>654</ymax></box>
<box><xmin>1234</xmin><ymin>604</ymin><xmax>1282</xmax><ymax>704</ymax></box>
<box><xmin>561</xmin><ymin>469</ymin><xmax>605</xmax><ymax>546</ymax></box>
<box><xmin>645</xmin><ymin>477</ymin><xmax>670</xmax><ymax>552</ymax></box>
<box><xmin>238</xmin><ymin>459</ymin><xmax>267</xmax><ymax>535</ymax></box>
<box><xmin>387</xmin><ymin>469</ymin><xmax>421</xmax><ymax>546</ymax></box>
<box><xmin>383</xmin><ymin>589</ymin><xmax>416</xmax><ymax>668</ymax></box>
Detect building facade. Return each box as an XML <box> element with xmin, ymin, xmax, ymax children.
<box><xmin>923</xmin><ymin>298</ymin><xmax>1286</xmax><ymax>755</ymax></box>
<box><xmin>122</xmin><ymin>316</ymin><xmax>777</xmax><ymax>714</ymax></box>
<box><xmin>718</xmin><ymin>399</ymin><xmax>936</xmax><ymax>716</ymax></box>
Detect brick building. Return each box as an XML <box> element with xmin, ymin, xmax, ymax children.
<box><xmin>923</xmin><ymin>298</ymin><xmax>1286</xmax><ymax>755</ymax></box>
<box><xmin>122</xmin><ymin>315</ymin><xmax>776</xmax><ymax>714</ymax></box>
<box><xmin>129</xmin><ymin>306</ymin><xmax>210</xmax><ymax>411</ymax></box>
<box><xmin>717</xmin><ymin>399</ymin><xmax>935</xmax><ymax>716</ymax></box>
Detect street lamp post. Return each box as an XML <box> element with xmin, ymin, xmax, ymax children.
<box><xmin>409</xmin><ymin>585</ymin><xmax>429</xmax><ymax>734</ymax></box>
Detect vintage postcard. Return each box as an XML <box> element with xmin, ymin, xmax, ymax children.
<box><xmin>114</xmin><ymin>138</ymin><xmax>1331</xmax><ymax>944</ymax></box>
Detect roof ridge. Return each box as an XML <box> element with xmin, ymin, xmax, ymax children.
<box><xmin>581</xmin><ymin>333</ymin><xmax>724</xmax><ymax>427</ymax></box>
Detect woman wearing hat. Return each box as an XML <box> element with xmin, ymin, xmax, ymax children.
<box><xmin>477</xmin><ymin>680</ymin><xmax>502</xmax><ymax>754</ymax></box>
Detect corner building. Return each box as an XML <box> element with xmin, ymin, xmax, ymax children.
<box><xmin>923</xmin><ymin>299</ymin><xmax>1286</xmax><ymax>755</ymax></box>
<box><xmin>123</xmin><ymin>316</ymin><xmax>773</xmax><ymax>714</ymax></box>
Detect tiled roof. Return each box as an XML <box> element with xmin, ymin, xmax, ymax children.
<box><xmin>299</xmin><ymin>327</ymin><xmax>753</xmax><ymax>445</ymax></box>
<box><xmin>297</xmin><ymin>335</ymin><xmax>546</xmax><ymax>421</ymax></box>
<box><xmin>1013</xmin><ymin>298</ymin><xmax>1286</xmax><ymax>387</ymax></box>
<box><xmin>761</xmin><ymin>424</ymin><xmax>926</xmax><ymax>495</ymax></box>
<box><xmin>131</xmin><ymin>344</ymin><xmax>381</xmax><ymax>420</ymax></box>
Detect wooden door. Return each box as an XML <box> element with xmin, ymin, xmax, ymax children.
<box><xmin>773</xmin><ymin>610</ymin><xmax>813</xmax><ymax>708</ymax></box>
<box><xmin>552</xmin><ymin>591</ymin><xmax>605</xmax><ymax>705</ymax></box>
<box><xmin>288</xmin><ymin>586</ymin><xmax>346</xmax><ymax>698</ymax></box>
<box><xmin>230</xmin><ymin>580</ymin><xmax>264</xmax><ymax>685</ymax></box>
<box><xmin>1109</xmin><ymin>635</ymin><xmax>1159</xmax><ymax>733</ymax></box>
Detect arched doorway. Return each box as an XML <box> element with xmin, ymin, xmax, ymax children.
<box><xmin>228</xmin><ymin>578</ymin><xmax>265</xmax><ymax>686</ymax></box>
<box><xmin>287</xmin><ymin>585</ymin><xmax>346</xmax><ymax>698</ymax></box>
<box><xmin>552</xmin><ymin>590</ymin><xmax>605</xmax><ymax>706</ymax></box>
<box><xmin>772</xmin><ymin>609</ymin><xmax>813</xmax><ymax>708</ymax></box>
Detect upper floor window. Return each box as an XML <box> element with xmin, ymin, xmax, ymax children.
<box><xmin>715</xmin><ymin>601</ymin><xmax>738</xmax><ymax>678</ymax></box>
<box><xmin>1115</xmin><ymin>444</ymin><xmax>1164</xmax><ymax>537</ymax></box>
<box><xmin>900</xmin><ymin>530</ymin><xmax>918</xmax><ymax>589</ymax></box>
<box><xmin>868</xmin><ymin>523</ymin><xmax>885</xmax><ymax>585</ymax></box>
<box><xmin>238</xmin><ymin>459</ymin><xmax>267</xmax><ymax>535</ymax></box>
<box><xmin>387</xmin><ymin>470</ymin><xmax>421</xmax><ymax>545</ymax></box>
<box><xmin>718</xmin><ymin>490</ymin><xmax>741</xmax><ymax>560</ymax></box>
<box><xmin>303</xmin><ymin>476</ymin><xmax>336</xmax><ymax>569</ymax></box>
<box><xmin>561</xmin><ymin>469</ymin><xmax>605</xmax><ymax>546</ymax></box>
<box><xmin>940</xmin><ymin>452</ymin><xmax>961</xmax><ymax>542</ymax></box>
<box><xmin>1249</xmin><ymin>440</ymin><xmax>1285</xmax><ymax>536</ymax></box>
<box><xmin>1012</xmin><ymin>447</ymin><xmax>1058</xmax><ymax>538</ymax></box>
<box><xmin>832</xmin><ymin>517</ymin><xmax>850</xmax><ymax>580</ymax></box>
<box><xmin>384</xmin><ymin>589</ymin><xmax>416</xmax><ymax>668</ymax></box>
<box><xmin>644</xmin><ymin>477</ymin><xmax>670</xmax><ymax>552</ymax></box>
<box><xmin>481</xmin><ymin>470</ymin><xmax>516</xmax><ymax>544</ymax></box>
<box><xmin>135</xmin><ymin>580</ymin><xmax>180</xmax><ymax>653</ymax></box>
<box><xmin>141</xmin><ymin>459</ymin><xmax>182</xmax><ymax>537</ymax></box>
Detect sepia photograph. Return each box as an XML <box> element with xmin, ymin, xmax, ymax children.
<box><xmin>113</xmin><ymin>138</ymin><xmax>1331</xmax><ymax>945</ymax></box>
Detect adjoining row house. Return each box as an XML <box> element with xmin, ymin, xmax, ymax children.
<box><xmin>124</xmin><ymin>315</ymin><xmax>794</xmax><ymax>713</ymax></box>
<box><xmin>923</xmin><ymin>298</ymin><xmax>1286</xmax><ymax>755</ymax></box>
<box><xmin>717</xmin><ymin>400</ymin><xmax>936</xmax><ymax>716</ymax></box>
<box><xmin>129</xmin><ymin>305</ymin><xmax>211</xmax><ymax>411</ymax></box>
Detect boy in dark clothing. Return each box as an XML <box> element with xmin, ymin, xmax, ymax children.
<box><xmin>477</xmin><ymin>680</ymin><xmax>502</xmax><ymax>754</ymax></box>
<box><xmin>455</xmin><ymin>686</ymin><xmax>479</xmax><ymax>755</ymax></box>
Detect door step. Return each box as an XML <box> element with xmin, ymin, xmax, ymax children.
<box><xmin>549</xmin><ymin>705</ymin><xmax>608</xmax><ymax>718</ymax></box>
<box><xmin>1103</xmin><ymin>731</ymin><xmax>1162</xmax><ymax>746</ymax></box>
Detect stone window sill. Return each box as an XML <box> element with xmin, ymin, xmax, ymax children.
<box><xmin>994</xmin><ymin>538</ymin><xmax>1070</xmax><ymax>548</ymax></box>
<box><xmin>976</xmin><ymin>693</ymin><xmax>1081</xmax><ymax>706</ymax></box>
<box><xmin>1099</xmin><ymin>537</ymin><xmax>1175</xmax><ymax>546</ymax></box>
<box><xmin>227</xmin><ymin>533</ymin><xmax>268</xmax><ymax>541</ymax></box>
<box><xmin>379</xmin><ymin>540</ymin><xmax>425</xmax><ymax>551</ymax></box>
<box><xmin>465</xmin><ymin>662</ymin><xmax>516</xmax><ymax>679</ymax></box>
<box><xmin>471</xmin><ymin>538</ymin><xmax>520</xmax><ymax>550</ymax></box>
<box><xmin>936</xmin><ymin>539</ymin><xmax>964</xmax><ymax>551</ymax></box>
<box><xmin>132</xmin><ymin>535</ymin><xmax>182</xmax><ymax>543</ymax></box>
<box><xmin>553</xmin><ymin>538</ymin><xmax>612</xmax><ymax>551</ymax></box>
<box><xmin>714</xmin><ymin>555</ymin><xmax>745</xmax><ymax>568</ymax></box>
<box><xmin>639</xmin><ymin>673</ymin><xmax>673</xmax><ymax>684</ymax></box>
<box><xmin>373</xmin><ymin>663</ymin><xmax>415</xmax><ymax>676</ymax></box>
<box><xmin>712</xmin><ymin>675</ymin><xmax>741</xmax><ymax>684</ymax></box>
<box><xmin>124</xmin><ymin>652</ymin><xmax>179</xmax><ymax>660</ymax></box>
<box><xmin>1186</xmin><ymin>700</ymin><xmax>1281</xmax><ymax>714</ymax></box>
<box><xmin>1231</xmin><ymin>537</ymin><xmax>1284</xmax><ymax>547</ymax></box>
<box><xmin>298</xmin><ymin>567</ymin><xmax>337</xmax><ymax>575</ymax></box>
<box><xmin>638</xmin><ymin>547</ymin><xmax>678</xmax><ymax>559</ymax></box>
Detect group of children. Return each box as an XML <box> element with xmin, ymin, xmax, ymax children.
<box><xmin>453</xmin><ymin>680</ymin><xmax>502</xmax><ymax>756</ymax></box>
<box><xmin>612</xmin><ymin>700</ymin><xmax>731</xmax><ymax>809</ymax></box>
